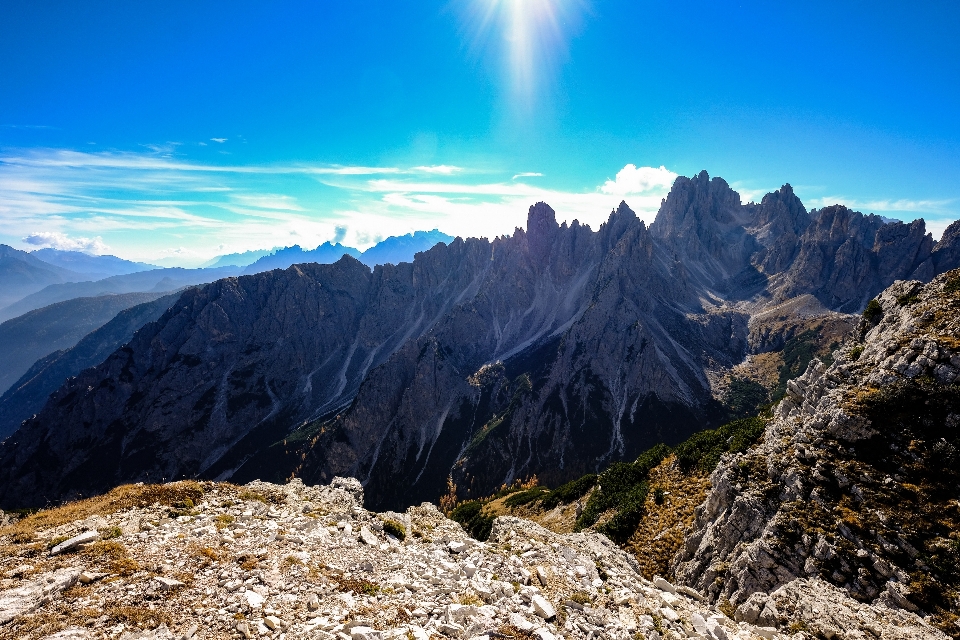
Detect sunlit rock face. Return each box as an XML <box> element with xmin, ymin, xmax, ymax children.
<box><xmin>2</xmin><ymin>172</ymin><xmax>959</xmax><ymax>511</ymax></box>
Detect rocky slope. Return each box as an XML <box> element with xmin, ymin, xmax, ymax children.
<box><xmin>3</xmin><ymin>172</ymin><xmax>960</xmax><ymax>512</ymax></box>
<box><xmin>674</xmin><ymin>271</ymin><xmax>960</xmax><ymax>636</ymax></box>
<box><xmin>0</xmin><ymin>292</ymin><xmax>182</xmax><ymax>442</ymax></box>
<box><xmin>0</xmin><ymin>476</ymin><xmax>944</xmax><ymax>640</ymax></box>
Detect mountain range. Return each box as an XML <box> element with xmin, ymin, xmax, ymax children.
<box><xmin>1</xmin><ymin>171</ymin><xmax>957</xmax><ymax>511</ymax></box>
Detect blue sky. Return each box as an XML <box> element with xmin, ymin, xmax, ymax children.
<box><xmin>1</xmin><ymin>0</ymin><xmax>958</xmax><ymax>265</ymax></box>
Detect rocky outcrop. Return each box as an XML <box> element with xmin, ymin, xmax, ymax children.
<box><xmin>4</xmin><ymin>476</ymin><xmax>943</xmax><ymax>640</ymax></box>
<box><xmin>675</xmin><ymin>271</ymin><xmax>960</xmax><ymax>636</ymax></box>
<box><xmin>3</xmin><ymin>173</ymin><xmax>960</xmax><ymax>515</ymax></box>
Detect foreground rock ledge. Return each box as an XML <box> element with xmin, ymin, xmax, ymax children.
<box><xmin>0</xmin><ymin>477</ymin><xmax>944</xmax><ymax>640</ymax></box>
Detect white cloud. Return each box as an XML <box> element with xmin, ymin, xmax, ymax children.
<box><xmin>512</xmin><ymin>172</ymin><xmax>543</xmax><ymax>180</ymax></box>
<box><xmin>22</xmin><ymin>231</ymin><xmax>108</xmax><ymax>254</ymax></box>
<box><xmin>211</xmin><ymin>138</ymin><xmax>227</xmax><ymax>143</ymax></box>
<box><xmin>412</xmin><ymin>165</ymin><xmax>461</xmax><ymax>174</ymax></box>
<box><xmin>600</xmin><ymin>164</ymin><xmax>677</xmax><ymax>196</ymax></box>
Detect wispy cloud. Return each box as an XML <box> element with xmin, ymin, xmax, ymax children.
<box><xmin>0</xmin><ymin>147</ymin><xmax>680</xmax><ymax>264</ymax></box>
<box><xmin>210</xmin><ymin>138</ymin><xmax>227</xmax><ymax>143</ymax></box>
<box><xmin>807</xmin><ymin>196</ymin><xmax>955</xmax><ymax>215</ymax></box>
<box><xmin>412</xmin><ymin>165</ymin><xmax>461</xmax><ymax>174</ymax></box>
<box><xmin>512</xmin><ymin>172</ymin><xmax>543</xmax><ymax>180</ymax></box>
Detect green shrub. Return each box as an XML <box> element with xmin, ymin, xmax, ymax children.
<box><xmin>503</xmin><ymin>487</ymin><xmax>550</xmax><ymax>508</ymax></box>
<box><xmin>99</xmin><ymin>526</ymin><xmax>123</xmax><ymax>540</ymax></box>
<box><xmin>849</xmin><ymin>345</ymin><xmax>864</xmax><ymax>361</ymax></box>
<box><xmin>450</xmin><ymin>501</ymin><xmax>494</xmax><ymax>541</ymax></box>
<box><xmin>381</xmin><ymin>519</ymin><xmax>406</xmax><ymax>541</ymax></box>
<box><xmin>863</xmin><ymin>299</ymin><xmax>883</xmax><ymax>323</ymax></box>
<box><xmin>540</xmin><ymin>474</ymin><xmax>598</xmax><ymax>510</ymax></box>
<box><xmin>653</xmin><ymin>487</ymin><xmax>665</xmax><ymax>505</ymax></box>
<box><xmin>944</xmin><ymin>275</ymin><xmax>960</xmax><ymax>294</ymax></box>
<box><xmin>724</xmin><ymin>377</ymin><xmax>769</xmax><ymax>420</ymax></box>
<box><xmin>575</xmin><ymin>443</ymin><xmax>671</xmax><ymax>532</ymax></box>
<box><xmin>674</xmin><ymin>417</ymin><xmax>765</xmax><ymax>475</ymax></box>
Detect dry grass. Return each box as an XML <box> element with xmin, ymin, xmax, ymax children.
<box><xmin>626</xmin><ymin>455</ymin><xmax>711</xmax><ymax>580</ymax></box>
<box><xmin>106</xmin><ymin>605</ymin><xmax>172</xmax><ymax>629</ymax></box>
<box><xmin>81</xmin><ymin>540</ymin><xmax>141</xmax><ymax>577</ymax></box>
<box><xmin>0</xmin><ymin>481</ymin><xmax>206</xmax><ymax>539</ymax></box>
<box><xmin>280</xmin><ymin>555</ymin><xmax>305</xmax><ymax>572</ymax></box>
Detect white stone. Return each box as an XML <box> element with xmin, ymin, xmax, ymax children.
<box><xmin>448</xmin><ymin>541</ymin><xmax>467</xmax><ymax>553</ymax></box>
<box><xmin>154</xmin><ymin>576</ymin><xmax>184</xmax><ymax>591</ymax></box>
<box><xmin>244</xmin><ymin>590</ymin><xmax>265</xmax><ymax>608</ymax></box>
<box><xmin>509</xmin><ymin>612</ymin><xmax>536</xmax><ymax>632</ymax></box>
<box><xmin>351</xmin><ymin>626</ymin><xmax>382</xmax><ymax>640</ymax></box>
<box><xmin>652</xmin><ymin>575</ymin><xmax>676</xmax><ymax>594</ymax></box>
<box><xmin>49</xmin><ymin>530</ymin><xmax>98</xmax><ymax>555</ymax></box>
<box><xmin>531</xmin><ymin>594</ymin><xmax>556</xmax><ymax>619</ymax></box>
<box><xmin>660</xmin><ymin>607</ymin><xmax>679</xmax><ymax>622</ymax></box>
<box><xmin>264</xmin><ymin>615</ymin><xmax>282</xmax><ymax>630</ymax></box>
<box><xmin>359</xmin><ymin>526</ymin><xmax>379</xmax><ymax>546</ymax></box>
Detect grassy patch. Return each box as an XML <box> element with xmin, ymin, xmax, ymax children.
<box><xmin>0</xmin><ymin>481</ymin><xmax>204</xmax><ymax>539</ymax></box>
<box><xmin>82</xmin><ymin>540</ymin><xmax>140</xmax><ymax>576</ymax></box>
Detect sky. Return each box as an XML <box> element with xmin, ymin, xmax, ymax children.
<box><xmin>1</xmin><ymin>0</ymin><xmax>958</xmax><ymax>266</ymax></box>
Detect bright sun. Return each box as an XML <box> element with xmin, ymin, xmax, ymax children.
<box><xmin>460</xmin><ymin>0</ymin><xmax>584</xmax><ymax>103</ymax></box>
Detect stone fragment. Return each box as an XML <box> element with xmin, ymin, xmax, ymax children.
<box><xmin>509</xmin><ymin>612</ymin><xmax>535</xmax><ymax>632</ymax></box>
<box><xmin>50</xmin><ymin>531</ymin><xmax>98</xmax><ymax>555</ymax></box>
<box><xmin>438</xmin><ymin>622</ymin><xmax>465</xmax><ymax>637</ymax></box>
<box><xmin>448</xmin><ymin>541</ymin><xmax>467</xmax><ymax>554</ymax></box>
<box><xmin>264</xmin><ymin>615</ymin><xmax>282</xmax><ymax>630</ymax></box>
<box><xmin>530</xmin><ymin>594</ymin><xmax>556</xmax><ymax>619</ymax></box>
<box><xmin>244</xmin><ymin>590</ymin><xmax>265</xmax><ymax>608</ymax></box>
<box><xmin>153</xmin><ymin>576</ymin><xmax>184</xmax><ymax>591</ymax></box>
<box><xmin>359</xmin><ymin>526</ymin><xmax>379</xmax><ymax>546</ymax></box>
<box><xmin>652</xmin><ymin>575</ymin><xmax>676</xmax><ymax>594</ymax></box>
<box><xmin>78</xmin><ymin>571</ymin><xmax>103</xmax><ymax>584</ymax></box>
<box><xmin>535</xmin><ymin>566</ymin><xmax>549</xmax><ymax>586</ymax></box>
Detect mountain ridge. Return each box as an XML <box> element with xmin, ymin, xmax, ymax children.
<box><xmin>2</xmin><ymin>172</ymin><xmax>959</xmax><ymax>512</ymax></box>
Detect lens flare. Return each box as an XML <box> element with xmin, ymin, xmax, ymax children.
<box><xmin>458</xmin><ymin>0</ymin><xmax>586</xmax><ymax>106</ymax></box>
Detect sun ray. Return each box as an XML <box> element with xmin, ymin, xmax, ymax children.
<box><xmin>457</xmin><ymin>0</ymin><xmax>587</xmax><ymax>107</ymax></box>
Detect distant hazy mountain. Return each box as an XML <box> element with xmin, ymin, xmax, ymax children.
<box><xmin>357</xmin><ymin>230</ymin><xmax>454</xmax><ymax>267</ymax></box>
<box><xmin>0</xmin><ymin>265</ymin><xmax>242</xmax><ymax>322</ymax></box>
<box><xmin>241</xmin><ymin>232</ymin><xmax>453</xmax><ymax>275</ymax></box>
<box><xmin>0</xmin><ymin>291</ymin><xmax>182</xmax><ymax>442</ymax></box>
<box><xmin>29</xmin><ymin>249</ymin><xmax>156</xmax><ymax>279</ymax></box>
<box><xmin>0</xmin><ymin>291</ymin><xmax>175</xmax><ymax>396</ymax></box>
<box><xmin>0</xmin><ymin>245</ymin><xmax>85</xmax><ymax>310</ymax></box>
<box><xmin>203</xmin><ymin>248</ymin><xmax>277</xmax><ymax>269</ymax></box>
<box><xmin>242</xmin><ymin>243</ymin><xmax>361</xmax><ymax>274</ymax></box>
